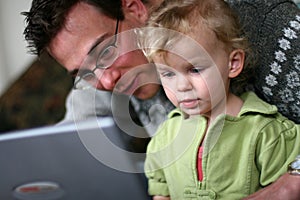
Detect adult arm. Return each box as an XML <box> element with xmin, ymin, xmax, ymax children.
<box><xmin>153</xmin><ymin>196</ymin><xmax>170</xmax><ymax>200</ymax></box>
<box><xmin>243</xmin><ymin>173</ymin><xmax>300</xmax><ymax>200</ymax></box>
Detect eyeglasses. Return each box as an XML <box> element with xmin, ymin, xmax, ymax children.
<box><xmin>73</xmin><ymin>19</ymin><xmax>120</xmax><ymax>90</ymax></box>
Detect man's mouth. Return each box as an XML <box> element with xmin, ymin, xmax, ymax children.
<box><xmin>115</xmin><ymin>76</ymin><xmax>139</xmax><ymax>95</ymax></box>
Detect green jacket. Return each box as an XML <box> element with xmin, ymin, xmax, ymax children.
<box><xmin>145</xmin><ymin>92</ymin><xmax>300</xmax><ymax>200</ymax></box>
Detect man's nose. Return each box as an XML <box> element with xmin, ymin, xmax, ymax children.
<box><xmin>98</xmin><ymin>68</ymin><xmax>122</xmax><ymax>91</ymax></box>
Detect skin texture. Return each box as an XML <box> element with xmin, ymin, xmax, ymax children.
<box><xmin>48</xmin><ymin>1</ymin><xmax>160</xmax><ymax>99</ymax></box>
<box><xmin>242</xmin><ymin>173</ymin><xmax>300</xmax><ymax>200</ymax></box>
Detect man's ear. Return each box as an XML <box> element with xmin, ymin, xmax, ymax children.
<box><xmin>122</xmin><ymin>0</ymin><xmax>149</xmax><ymax>24</ymax></box>
<box><xmin>228</xmin><ymin>49</ymin><xmax>245</xmax><ymax>78</ymax></box>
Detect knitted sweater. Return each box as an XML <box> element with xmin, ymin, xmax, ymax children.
<box><xmin>227</xmin><ymin>0</ymin><xmax>300</xmax><ymax>123</ymax></box>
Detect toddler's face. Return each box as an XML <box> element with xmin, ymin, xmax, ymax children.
<box><xmin>153</xmin><ymin>27</ymin><xmax>232</xmax><ymax>117</ymax></box>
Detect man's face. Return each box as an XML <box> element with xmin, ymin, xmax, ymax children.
<box><xmin>47</xmin><ymin>2</ymin><xmax>160</xmax><ymax>99</ymax></box>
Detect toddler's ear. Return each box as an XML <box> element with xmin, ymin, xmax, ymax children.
<box><xmin>228</xmin><ymin>49</ymin><xmax>245</xmax><ymax>78</ymax></box>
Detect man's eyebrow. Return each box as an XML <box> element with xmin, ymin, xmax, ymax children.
<box><xmin>88</xmin><ymin>33</ymin><xmax>109</xmax><ymax>55</ymax></box>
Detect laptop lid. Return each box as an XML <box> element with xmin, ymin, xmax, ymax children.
<box><xmin>0</xmin><ymin>117</ymin><xmax>151</xmax><ymax>200</ymax></box>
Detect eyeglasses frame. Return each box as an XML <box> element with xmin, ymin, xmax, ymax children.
<box><xmin>73</xmin><ymin>18</ymin><xmax>120</xmax><ymax>89</ymax></box>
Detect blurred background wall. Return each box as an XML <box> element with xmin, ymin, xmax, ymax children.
<box><xmin>0</xmin><ymin>0</ymin><xmax>36</xmax><ymax>96</ymax></box>
<box><xmin>0</xmin><ymin>0</ymin><xmax>73</xmax><ymax>132</ymax></box>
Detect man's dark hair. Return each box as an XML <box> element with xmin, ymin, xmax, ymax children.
<box><xmin>22</xmin><ymin>0</ymin><xmax>124</xmax><ymax>56</ymax></box>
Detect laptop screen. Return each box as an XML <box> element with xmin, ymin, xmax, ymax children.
<box><xmin>0</xmin><ymin>117</ymin><xmax>151</xmax><ymax>200</ymax></box>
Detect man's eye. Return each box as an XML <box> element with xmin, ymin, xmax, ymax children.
<box><xmin>101</xmin><ymin>46</ymin><xmax>115</xmax><ymax>59</ymax></box>
<box><xmin>81</xmin><ymin>72</ymin><xmax>96</xmax><ymax>81</ymax></box>
<box><xmin>96</xmin><ymin>45</ymin><xmax>117</xmax><ymax>67</ymax></box>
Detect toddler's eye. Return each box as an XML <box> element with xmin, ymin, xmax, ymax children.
<box><xmin>190</xmin><ymin>67</ymin><xmax>202</xmax><ymax>74</ymax></box>
<box><xmin>161</xmin><ymin>71</ymin><xmax>175</xmax><ymax>78</ymax></box>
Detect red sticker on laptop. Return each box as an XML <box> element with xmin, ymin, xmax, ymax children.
<box><xmin>13</xmin><ymin>181</ymin><xmax>64</xmax><ymax>200</ymax></box>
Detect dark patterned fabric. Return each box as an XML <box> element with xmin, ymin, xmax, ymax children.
<box><xmin>227</xmin><ymin>0</ymin><xmax>300</xmax><ymax>123</ymax></box>
<box><xmin>0</xmin><ymin>55</ymin><xmax>73</xmax><ymax>133</ymax></box>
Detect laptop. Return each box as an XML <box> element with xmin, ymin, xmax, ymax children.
<box><xmin>0</xmin><ymin>116</ymin><xmax>151</xmax><ymax>200</ymax></box>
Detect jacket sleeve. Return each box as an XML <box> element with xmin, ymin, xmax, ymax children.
<box><xmin>256</xmin><ymin>117</ymin><xmax>300</xmax><ymax>186</ymax></box>
<box><xmin>144</xmin><ymin>122</ymin><xmax>170</xmax><ymax>197</ymax></box>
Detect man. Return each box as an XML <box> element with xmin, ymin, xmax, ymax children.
<box><xmin>22</xmin><ymin>0</ymin><xmax>300</xmax><ymax>199</ymax></box>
